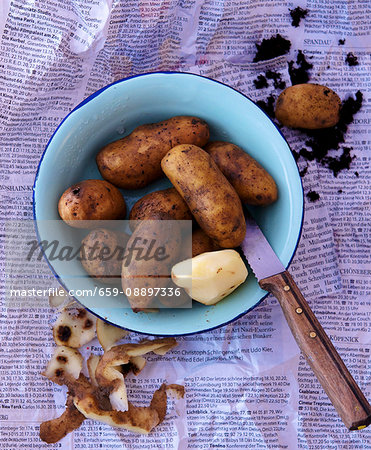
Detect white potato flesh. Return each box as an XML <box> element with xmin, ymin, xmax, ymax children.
<box><xmin>87</xmin><ymin>354</ymin><xmax>101</xmax><ymax>387</ymax></box>
<box><xmin>96</xmin><ymin>318</ymin><xmax>129</xmax><ymax>351</ymax></box>
<box><xmin>53</xmin><ymin>308</ymin><xmax>96</xmax><ymax>348</ymax></box>
<box><xmin>171</xmin><ymin>250</ymin><xmax>248</xmax><ymax>305</ymax></box>
<box><xmin>43</xmin><ymin>346</ymin><xmax>83</xmax><ymax>381</ymax></box>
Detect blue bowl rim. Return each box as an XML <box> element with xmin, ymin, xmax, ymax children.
<box><xmin>32</xmin><ymin>70</ymin><xmax>304</xmax><ymax>337</ymax></box>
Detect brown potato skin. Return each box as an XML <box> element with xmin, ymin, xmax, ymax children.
<box><xmin>275</xmin><ymin>84</ymin><xmax>341</xmax><ymax>129</ymax></box>
<box><xmin>58</xmin><ymin>180</ymin><xmax>126</xmax><ymax>227</ymax></box>
<box><xmin>191</xmin><ymin>228</ymin><xmax>221</xmax><ymax>257</ymax></box>
<box><xmin>161</xmin><ymin>144</ymin><xmax>246</xmax><ymax>248</ymax></box>
<box><xmin>129</xmin><ymin>187</ymin><xmax>192</xmax><ymax>230</ymax></box>
<box><xmin>80</xmin><ymin>229</ymin><xmax>129</xmax><ymax>284</ymax></box>
<box><xmin>122</xmin><ymin>221</ymin><xmax>182</xmax><ymax>311</ymax></box>
<box><xmin>96</xmin><ymin>116</ymin><xmax>210</xmax><ymax>189</ymax></box>
<box><xmin>39</xmin><ymin>394</ymin><xmax>85</xmax><ymax>444</ymax></box>
<box><xmin>204</xmin><ymin>141</ymin><xmax>278</xmax><ymax>206</ymax></box>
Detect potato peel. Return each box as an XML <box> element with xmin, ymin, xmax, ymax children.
<box><xmin>74</xmin><ymin>390</ymin><xmax>162</xmax><ymax>434</ymax></box>
<box><xmin>87</xmin><ymin>354</ymin><xmax>101</xmax><ymax>387</ymax></box>
<box><xmin>95</xmin><ymin>338</ymin><xmax>177</xmax><ymax>412</ymax></box>
<box><xmin>40</xmin><ymin>310</ymin><xmax>183</xmax><ymax>443</ymax></box>
<box><xmin>166</xmin><ymin>384</ymin><xmax>186</xmax><ymax>400</ymax></box>
<box><xmin>129</xmin><ymin>355</ymin><xmax>146</xmax><ymax>375</ymax></box>
<box><xmin>42</xmin><ymin>346</ymin><xmax>83</xmax><ymax>383</ymax></box>
<box><xmin>39</xmin><ymin>394</ymin><xmax>85</xmax><ymax>444</ymax></box>
<box><xmin>49</xmin><ymin>292</ymin><xmax>68</xmax><ymax>308</ymax></box>
<box><xmin>40</xmin><ymin>372</ymin><xmax>184</xmax><ymax>438</ymax></box>
<box><xmin>53</xmin><ymin>308</ymin><xmax>96</xmax><ymax>348</ymax></box>
<box><xmin>72</xmin><ymin>379</ymin><xmax>183</xmax><ymax>434</ymax></box>
<box><xmin>96</xmin><ymin>318</ymin><xmax>129</xmax><ymax>351</ymax></box>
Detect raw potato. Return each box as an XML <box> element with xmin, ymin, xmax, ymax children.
<box><xmin>96</xmin><ymin>116</ymin><xmax>210</xmax><ymax>189</ymax></box>
<box><xmin>80</xmin><ymin>229</ymin><xmax>129</xmax><ymax>284</ymax></box>
<box><xmin>161</xmin><ymin>144</ymin><xmax>246</xmax><ymax>248</ymax></box>
<box><xmin>275</xmin><ymin>83</ymin><xmax>341</xmax><ymax>129</ymax></box>
<box><xmin>191</xmin><ymin>228</ymin><xmax>221</xmax><ymax>257</ymax></box>
<box><xmin>58</xmin><ymin>179</ymin><xmax>126</xmax><ymax>227</ymax></box>
<box><xmin>122</xmin><ymin>220</ymin><xmax>182</xmax><ymax>311</ymax></box>
<box><xmin>171</xmin><ymin>249</ymin><xmax>248</xmax><ymax>305</ymax></box>
<box><xmin>204</xmin><ymin>141</ymin><xmax>278</xmax><ymax>206</ymax></box>
<box><xmin>179</xmin><ymin>228</ymin><xmax>220</xmax><ymax>262</ymax></box>
<box><xmin>129</xmin><ymin>187</ymin><xmax>192</xmax><ymax>230</ymax></box>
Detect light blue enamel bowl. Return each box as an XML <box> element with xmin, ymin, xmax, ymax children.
<box><xmin>33</xmin><ymin>72</ymin><xmax>303</xmax><ymax>336</ymax></box>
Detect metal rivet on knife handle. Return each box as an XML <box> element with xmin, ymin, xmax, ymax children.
<box><xmin>283</xmin><ymin>285</ymin><xmax>290</xmax><ymax>291</ymax></box>
<box><xmin>296</xmin><ymin>307</ymin><xmax>303</xmax><ymax>314</ymax></box>
<box><xmin>309</xmin><ymin>331</ymin><xmax>317</xmax><ymax>338</ymax></box>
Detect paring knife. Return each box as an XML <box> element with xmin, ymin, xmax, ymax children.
<box><xmin>241</xmin><ymin>214</ymin><xmax>371</xmax><ymax>431</ymax></box>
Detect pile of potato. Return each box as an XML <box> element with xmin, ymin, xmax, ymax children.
<box><xmin>58</xmin><ymin>115</ymin><xmax>278</xmax><ymax>310</ymax></box>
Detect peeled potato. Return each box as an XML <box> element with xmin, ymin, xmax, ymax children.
<box><xmin>171</xmin><ymin>249</ymin><xmax>248</xmax><ymax>305</ymax></box>
<box><xmin>275</xmin><ymin>83</ymin><xmax>341</xmax><ymax>129</ymax></box>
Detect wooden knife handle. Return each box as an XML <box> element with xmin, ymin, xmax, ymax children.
<box><xmin>260</xmin><ymin>271</ymin><xmax>371</xmax><ymax>430</ymax></box>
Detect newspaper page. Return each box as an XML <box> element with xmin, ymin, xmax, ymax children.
<box><xmin>0</xmin><ymin>0</ymin><xmax>370</xmax><ymax>449</ymax></box>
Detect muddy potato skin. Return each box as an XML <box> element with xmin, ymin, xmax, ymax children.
<box><xmin>161</xmin><ymin>144</ymin><xmax>246</xmax><ymax>248</ymax></box>
<box><xmin>191</xmin><ymin>228</ymin><xmax>221</xmax><ymax>257</ymax></box>
<box><xmin>80</xmin><ymin>229</ymin><xmax>129</xmax><ymax>284</ymax></box>
<box><xmin>58</xmin><ymin>180</ymin><xmax>126</xmax><ymax>227</ymax></box>
<box><xmin>204</xmin><ymin>141</ymin><xmax>278</xmax><ymax>206</ymax></box>
<box><xmin>275</xmin><ymin>84</ymin><xmax>341</xmax><ymax>129</ymax></box>
<box><xmin>96</xmin><ymin>116</ymin><xmax>210</xmax><ymax>189</ymax></box>
<box><xmin>129</xmin><ymin>187</ymin><xmax>192</xmax><ymax>230</ymax></box>
<box><xmin>122</xmin><ymin>220</ymin><xmax>181</xmax><ymax>311</ymax></box>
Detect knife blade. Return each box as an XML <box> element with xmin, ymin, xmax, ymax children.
<box><xmin>241</xmin><ymin>213</ymin><xmax>371</xmax><ymax>431</ymax></box>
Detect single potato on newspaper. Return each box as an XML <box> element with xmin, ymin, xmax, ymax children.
<box><xmin>275</xmin><ymin>83</ymin><xmax>341</xmax><ymax>129</ymax></box>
